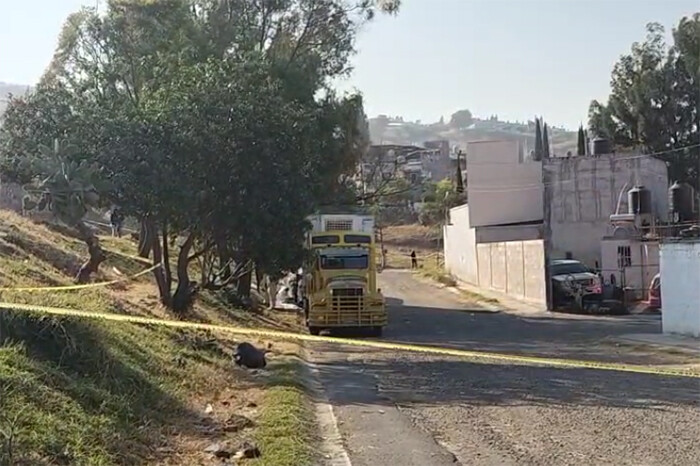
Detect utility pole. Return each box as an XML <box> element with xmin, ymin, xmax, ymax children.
<box><xmin>542</xmin><ymin>161</ymin><xmax>554</xmax><ymax>311</ymax></box>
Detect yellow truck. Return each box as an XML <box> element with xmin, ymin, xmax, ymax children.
<box><xmin>300</xmin><ymin>214</ymin><xmax>387</xmax><ymax>336</ymax></box>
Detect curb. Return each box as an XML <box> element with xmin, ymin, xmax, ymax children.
<box><xmin>298</xmin><ymin>344</ymin><xmax>352</xmax><ymax>466</ymax></box>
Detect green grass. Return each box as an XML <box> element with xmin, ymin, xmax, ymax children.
<box><xmin>253</xmin><ymin>359</ymin><xmax>315</xmax><ymax>466</ymax></box>
<box><xmin>0</xmin><ymin>210</ymin><xmax>315</xmax><ymax>465</ymax></box>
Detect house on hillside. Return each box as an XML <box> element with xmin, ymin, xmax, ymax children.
<box><xmin>359</xmin><ymin>144</ymin><xmax>449</xmax><ymax>192</ymax></box>
<box><xmin>443</xmin><ymin>139</ymin><xmax>670</xmax><ymax>308</ymax></box>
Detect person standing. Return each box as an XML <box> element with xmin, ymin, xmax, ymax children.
<box><xmin>410</xmin><ymin>250</ymin><xmax>418</xmax><ymax>269</ymax></box>
<box><xmin>110</xmin><ymin>207</ymin><xmax>125</xmax><ymax>237</ymax></box>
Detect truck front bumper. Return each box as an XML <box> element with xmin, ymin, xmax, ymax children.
<box><xmin>308</xmin><ymin>307</ymin><xmax>387</xmax><ymax>327</ymax></box>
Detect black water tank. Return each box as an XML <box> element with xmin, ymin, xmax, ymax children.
<box><xmin>628</xmin><ymin>186</ymin><xmax>652</xmax><ymax>215</ymax></box>
<box><xmin>591</xmin><ymin>137</ymin><xmax>611</xmax><ymax>155</ymax></box>
<box><xmin>669</xmin><ymin>181</ymin><xmax>695</xmax><ymax>222</ymax></box>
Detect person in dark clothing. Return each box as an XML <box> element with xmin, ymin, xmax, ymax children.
<box><xmin>410</xmin><ymin>250</ymin><xmax>417</xmax><ymax>269</ymax></box>
<box><xmin>110</xmin><ymin>207</ymin><xmax>125</xmax><ymax>238</ymax></box>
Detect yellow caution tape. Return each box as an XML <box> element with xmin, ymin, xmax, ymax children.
<box><xmin>0</xmin><ymin>263</ymin><xmax>161</xmax><ymax>292</ymax></box>
<box><xmin>0</xmin><ymin>302</ymin><xmax>697</xmax><ymax>379</ymax></box>
<box><xmin>104</xmin><ymin>249</ymin><xmax>153</xmax><ymax>265</ymax></box>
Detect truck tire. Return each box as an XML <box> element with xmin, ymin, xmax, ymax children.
<box><xmin>370</xmin><ymin>326</ymin><xmax>383</xmax><ymax>337</ymax></box>
<box><xmin>309</xmin><ymin>327</ymin><xmax>321</xmax><ymax>336</ymax></box>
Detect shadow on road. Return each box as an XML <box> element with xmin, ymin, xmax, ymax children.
<box><xmin>370</xmin><ymin>301</ymin><xmax>690</xmax><ymax>367</ymax></box>
<box><xmin>310</xmin><ymin>354</ymin><xmax>700</xmax><ymax>410</ymax></box>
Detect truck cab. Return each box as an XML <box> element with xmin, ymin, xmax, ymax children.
<box><xmin>301</xmin><ymin>215</ymin><xmax>387</xmax><ymax>336</ymax></box>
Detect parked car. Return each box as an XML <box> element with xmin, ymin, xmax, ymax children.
<box><xmin>549</xmin><ymin>259</ymin><xmax>603</xmax><ymax>310</ymax></box>
<box><xmin>647</xmin><ymin>273</ymin><xmax>661</xmax><ymax>311</ymax></box>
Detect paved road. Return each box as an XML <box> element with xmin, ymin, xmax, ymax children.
<box><xmin>309</xmin><ymin>270</ymin><xmax>700</xmax><ymax>466</ymax></box>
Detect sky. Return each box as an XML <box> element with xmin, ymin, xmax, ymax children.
<box><xmin>0</xmin><ymin>0</ymin><xmax>697</xmax><ymax>130</ymax></box>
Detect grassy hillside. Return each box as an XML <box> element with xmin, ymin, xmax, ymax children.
<box><xmin>0</xmin><ymin>210</ymin><xmax>314</xmax><ymax>465</ymax></box>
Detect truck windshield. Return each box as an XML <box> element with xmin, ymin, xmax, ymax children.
<box><xmin>551</xmin><ymin>262</ymin><xmax>590</xmax><ymax>275</ymax></box>
<box><xmin>320</xmin><ymin>255</ymin><xmax>369</xmax><ymax>270</ymax></box>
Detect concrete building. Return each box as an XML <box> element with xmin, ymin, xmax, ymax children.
<box><xmin>444</xmin><ymin>140</ymin><xmax>546</xmax><ymax>306</ymax></box>
<box><xmin>443</xmin><ymin>140</ymin><xmax>669</xmax><ymax>307</ymax></box>
<box><xmin>549</xmin><ymin>154</ymin><xmax>668</xmax><ymax>266</ymax></box>
<box><xmin>659</xmin><ymin>239</ymin><xmax>700</xmax><ymax>337</ymax></box>
<box><xmin>422</xmin><ymin>140</ymin><xmax>452</xmax><ymax>181</ymax></box>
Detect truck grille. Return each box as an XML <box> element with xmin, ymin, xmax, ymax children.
<box><xmin>331</xmin><ymin>288</ymin><xmax>364</xmax><ymax>311</ymax></box>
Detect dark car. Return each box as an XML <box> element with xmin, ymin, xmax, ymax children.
<box><xmin>550</xmin><ymin>259</ymin><xmax>603</xmax><ymax>310</ymax></box>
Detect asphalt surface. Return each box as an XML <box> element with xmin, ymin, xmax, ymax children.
<box><xmin>308</xmin><ymin>270</ymin><xmax>700</xmax><ymax>466</ymax></box>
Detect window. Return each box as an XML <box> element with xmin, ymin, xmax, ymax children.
<box><xmin>617</xmin><ymin>246</ymin><xmax>632</xmax><ymax>268</ymax></box>
<box><xmin>551</xmin><ymin>262</ymin><xmax>590</xmax><ymax>276</ymax></box>
<box><xmin>344</xmin><ymin>234</ymin><xmax>371</xmax><ymax>244</ymax></box>
<box><xmin>325</xmin><ymin>219</ymin><xmax>354</xmax><ymax>231</ymax></box>
<box><xmin>311</xmin><ymin>235</ymin><xmax>340</xmax><ymax>245</ymax></box>
<box><xmin>320</xmin><ymin>255</ymin><xmax>369</xmax><ymax>270</ymax></box>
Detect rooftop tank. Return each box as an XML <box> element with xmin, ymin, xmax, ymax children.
<box><xmin>669</xmin><ymin>181</ymin><xmax>696</xmax><ymax>223</ymax></box>
<box><xmin>628</xmin><ymin>186</ymin><xmax>652</xmax><ymax>215</ymax></box>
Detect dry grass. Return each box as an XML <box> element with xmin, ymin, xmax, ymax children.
<box><xmin>380</xmin><ymin>224</ymin><xmax>441</xmax><ymax>269</ymax></box>
<box><xmin>0</xmin><ymin>210</ymin><xmax>314</xmax><ymax>465</ymax></box>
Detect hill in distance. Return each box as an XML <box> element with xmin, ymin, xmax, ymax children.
<box><xmin>368</xmin><ymin>114</ymin><xmax>578</xmax><ymax>156</ymax></box>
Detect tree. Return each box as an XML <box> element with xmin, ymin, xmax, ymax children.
<box><xmin>534</xmin><ymin>117</ymin><xmax>543</xmax><ymax>161</ymax></box>
<box><xmin>0</xmin><ymin>0</ymin><xmax>401</xmax><ymax>312</ymax></box>
<box><xmin>542</xmin><ymin>123</ymin><xmax>550</xmax><ymax>158</ymax></box>
<box><xmin>588</xmin><ymin>16</ymin><xmax>699</xmax><ymax>186</ymax></box>
<box><xmin>419</xmin><ymin>178</ymin><xmax>462</xmax><ymax>226</ymax></box>
<box><xmin>24</xmin><ymin>139</ymin><xmax>108</xmax><ymax>283</ymax></box>
<box><xmin>449</xmin><ymin>109</ymin><xmax>473</xmax><ymax>129</ymax></box>
<box><xmin>455</xmin><ymin>151</ymin><xmax>464</xmax><ymax>193</ymax></box>
<box><xmin>577</xmin><ymin>125</ymin><xmax>586</xmax><ymax>156</ymax></box>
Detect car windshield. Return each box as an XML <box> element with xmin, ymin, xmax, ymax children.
<box><xmin>551</xmin><ymin>262</ymin><xmax>590</xmax><ymax>275</ymax></box>
<box><xmin>320</xmin><ymin>255</ymin><xmax>369</xmax><ymax>270</ymax></box>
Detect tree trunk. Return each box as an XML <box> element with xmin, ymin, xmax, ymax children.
<box><xmin>237</xmin><ymin>270</ymin><xmax>252</xmax><ymax>299</ymax></box>
<box><xmin>147</xmin><ymin>216</ymin><xmax>171</xmax><ymax>307</ymax></box>
<box><xmin>172</xmin><ymin>232</ymin><xmax>196</xmax><ymax>314</ymax></box>
<box><xmin>214</xmin><ymin>232</ymin><xmax>232</xmax><ymax>282</ymax></box>
<box><xmin>75</xmin><ymin>221</ymin><xmax>106</xmax><ymax>284</ymax></box>
<box><xmin>162</xmin><ymin>222</ymin><xmax>172</xmax><ymax>291</ymax></box>
<box><xmin>138</xmin><ymin>217</ymin><xmax>151</xmax><ymax>258</ymax></box>
<box><xmin>255</xmin><ymin>267</ymin><xmax>263</xmax><ymax>293</ymax></box>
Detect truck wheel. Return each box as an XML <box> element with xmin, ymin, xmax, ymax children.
<box><xmin>370</xmin><ymin>326</ymin><xmax>383</xmax><ymax>337</ymax></box>
<box><xmin>309</xmin><ymin>327</ymin><xmax>321</xmax><ymax>336</ymax></box>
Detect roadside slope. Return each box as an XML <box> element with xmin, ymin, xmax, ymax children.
<box><xmin>0</xmin><ymin>210</ymin><xmax>314</xmax><ymax>465</ymax></box>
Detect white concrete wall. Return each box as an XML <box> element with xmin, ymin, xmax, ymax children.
<box><xmin>466</xmin><ymin>140</ymin><xmax>543</xmax><ymax>227</ymax></box>
<box><xmin>445</xmin><ymin>202</ymin><xmax>546</xmax><ymax>306</ymax></box>
<box><xmin>660</xmin><ymin>241</ymin><xmax>700</xmax><ymax>337</ymax></box>
<box><xmin>476</xmin><ymin>239</ymin><xmax>546</xmax><ymax>305</ymax></box>
<box><xmin>443</xmin><ymin>204</ymin><xmax>478</xmax><ymax>284</ymax></box>
<box><xmin>548</xmin><ymin>154</ymin><xmax>668</xmax><ymax>266</ymax></box>
<box><xmin>601</xmin><ymin>238</ymin><xmax>659</xmax><ymax>299</ymax></box>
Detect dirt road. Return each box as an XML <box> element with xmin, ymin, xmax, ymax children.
<box><xmin>308</xmin><ymin>270</ymin><xmax>700</xmax><ymax>466</ymax></box>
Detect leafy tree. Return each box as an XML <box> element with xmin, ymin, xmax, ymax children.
<box><xmin>419</xmin><ymin>178</ymin><xmax>462</xmax><ymax>226</ymax></box>
<box><xmin>23</xmin><ymin>139</ymin><xmax>108</xmax><ymax>283</ymax></box>
<box><xmin>534</xmin><ymin>117</ymin><xmax>543</xmax><ymax>161</ymax></box>
<box><xmin>455</xmin><ymin>151</ymin><xmax>464</xmax><ymax>193</ymax></box>
<box><xmin>1</xmin><ymin>0</ymin><xmax>396</xmax><ymax>312</ymax></box>
<box><xmin>449</xmin><ymin>109</ymin><xmax>474</xmax><ymax>129</ymax></box>
<box><xmin>577</xmin><ymin>125</ymin><xmax>586</xmax><ymax>156</ymax></box>
<box><xmin>588</xmin><ymin>16</ymin><xmax>699</xmax><ymax>186</ymax></box>
<box><xmin>542</xmin><ymin>123</ymin><xmax>550</xmax><ymax>158</ymax></box>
